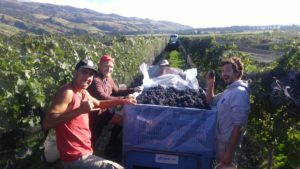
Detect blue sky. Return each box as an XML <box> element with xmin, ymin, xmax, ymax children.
<box><xmin>26</xmin><ymin>0</ymin><xmax>299</xmax><ymax>28</ymax></box>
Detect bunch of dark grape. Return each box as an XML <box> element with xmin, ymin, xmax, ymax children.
<box><xmin>136</xmin><ymin>86</ymin><xmax>210</xmax><ymax>109</ymax></box>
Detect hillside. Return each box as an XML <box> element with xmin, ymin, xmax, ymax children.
<box><xmin>0</xmin><ymin>0</ymin><xmax>192</xmax><ymax>35</ymax></box>
<box><xmin>179</xmin><ymin>25</ymin><xmax>300</xmax><ymax>35</ymax></box>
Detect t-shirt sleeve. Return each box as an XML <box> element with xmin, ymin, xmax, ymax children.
<box><xmin>92</xmin><ymin>78</ymin><xmax>119</xmax><ymax>100</ymax></box>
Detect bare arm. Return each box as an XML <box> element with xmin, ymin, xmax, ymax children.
<box><xmin>86</xmin><ymin>91</ymin><xmax>137</xmax><ymax>109</ymax></box>
<box><xmin>43</xmin><ymin>88</ymin><xmax>94</xmax><ymax>129</ymax></box>
<box><xmin>205</xmin><ymin>73</ymin><xmax>215</xmax><ymax>104</ymax></box>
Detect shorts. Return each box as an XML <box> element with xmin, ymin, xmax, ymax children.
<box><xmin>63</xmin><ymin>154</ymin><xmax>123</xmax><ymax>169</ymax></box>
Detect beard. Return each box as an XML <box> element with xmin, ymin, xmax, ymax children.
<box><xmin>222</xmin><ymin>77</ymin><xmax>234</xmax><ymax>85</ymax></box>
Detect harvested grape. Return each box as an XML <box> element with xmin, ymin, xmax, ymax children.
<box><xmin>136</xmin><ymin>86</ymin><xmax>210</xmax><ymax>109</ymax></box>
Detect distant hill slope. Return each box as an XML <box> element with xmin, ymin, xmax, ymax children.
<box><xmin>0</xmin><ymin>0</ymin><xmax>192</xmax><ymax>35</ymax></box>
<box><xmin>179</xmin><ymin>25</ymin><xmax>300</xmax><ymax>35</ymax></box>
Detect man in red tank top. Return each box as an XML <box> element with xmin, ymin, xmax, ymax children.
<box><xmin>43</xmin><ymin>59</ymin><xmax>136</xmax><ymax>169</ymax></box>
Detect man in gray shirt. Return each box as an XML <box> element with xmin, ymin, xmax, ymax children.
<box><xmin>206</xmin><ymin>57</ymin><xmax>250</xmax><ymax>168</ymax></box>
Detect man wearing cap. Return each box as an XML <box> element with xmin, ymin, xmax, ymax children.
<box><xmin>43</xmin><ymin>59</ymin><xmax>136</xmax><ymax>169</ymax></box>
<box><xmin>87</xmin><ymin>55</ymin><xmax>141</xmax><ymax>150</ymax></box>
<box><xmin>156</xmin><ymin>59</ymin><xmax>185</xmax><ymax>78</ymax></box>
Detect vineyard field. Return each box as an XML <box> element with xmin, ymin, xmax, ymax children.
<box><xmin>0</xmin><ymin>31</ymin><xmax>300</xmax><ymax>169</ymax></box>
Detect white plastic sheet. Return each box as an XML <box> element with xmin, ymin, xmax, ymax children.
<box><xmin>43</xmin><ymin>130</ymin><xmax>59</xmax><ymax>162</ymax></box>
<box><xmin>139</xmin><ymin>63</ymin><xmax>199</xmax><ymax>90</ymax></box>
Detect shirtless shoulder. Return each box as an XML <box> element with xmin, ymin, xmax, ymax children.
<box><xmin>51</xmin><ymin>85</ymin><xmax>74</xmax><ymax>106</ymax></box>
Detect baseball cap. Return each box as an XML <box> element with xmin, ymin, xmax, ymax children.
<box><xmin>99</xmin><ymin>54</ymin><xmax>115</xmax><ymax>64</ymax></box>
<box><xmin>75</xmin><ymin>59</ymin><xmax>97</xmax><ymax>72</ymax></box>
<box><xmin>160</xmin><ymin>59</ymin><xmax>169</xmax><ymax>66</ymax></box>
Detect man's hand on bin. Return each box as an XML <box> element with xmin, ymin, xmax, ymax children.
<box><xmin>126</xmin><ymin>94</ymin><xmax>135</xmax><ymax>99</ymax></box>
<box><xmin>123</xmin><ymin>97</ymin><xmax>137</xmax><ymax>105</ymax></box>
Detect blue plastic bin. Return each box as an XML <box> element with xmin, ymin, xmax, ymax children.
<box><xmin>123</xmin><ymin>104</ymin><xmax>217</xmax><ymax>169</ymax></box>
<box><xmin>124</xmin><ymin>149</ymin><xmax>199</xmax><ymax>169</ymax></box>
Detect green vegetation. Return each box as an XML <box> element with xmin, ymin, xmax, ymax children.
<box><xmin>165</xmin><ymin>50</ymin><xmax>186</xmax><ymax>70</ymax></box>
<box><xmin>0</xmin><ymin>34</ymin><xmax>167</xmax><ymax>168</ymax></box>
<box><xmin>0</xmin><ymin>30</ymin><xmax>299</xmax><ymax>169</ymax></box>
<box><xmin>0</xmin><ymin>23</ymin><xmax>24</xmax><ymax>36</ymax></box>
<box><xmin>180</xmin><ymin>31</ymin><xmax>300</xmax><ymax>169</ymax></box>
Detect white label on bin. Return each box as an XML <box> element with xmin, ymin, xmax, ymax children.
<box><xmin>155</xmin><ymin>154</ymin><xmax>178</xmax><ymax>164</ymax></box>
